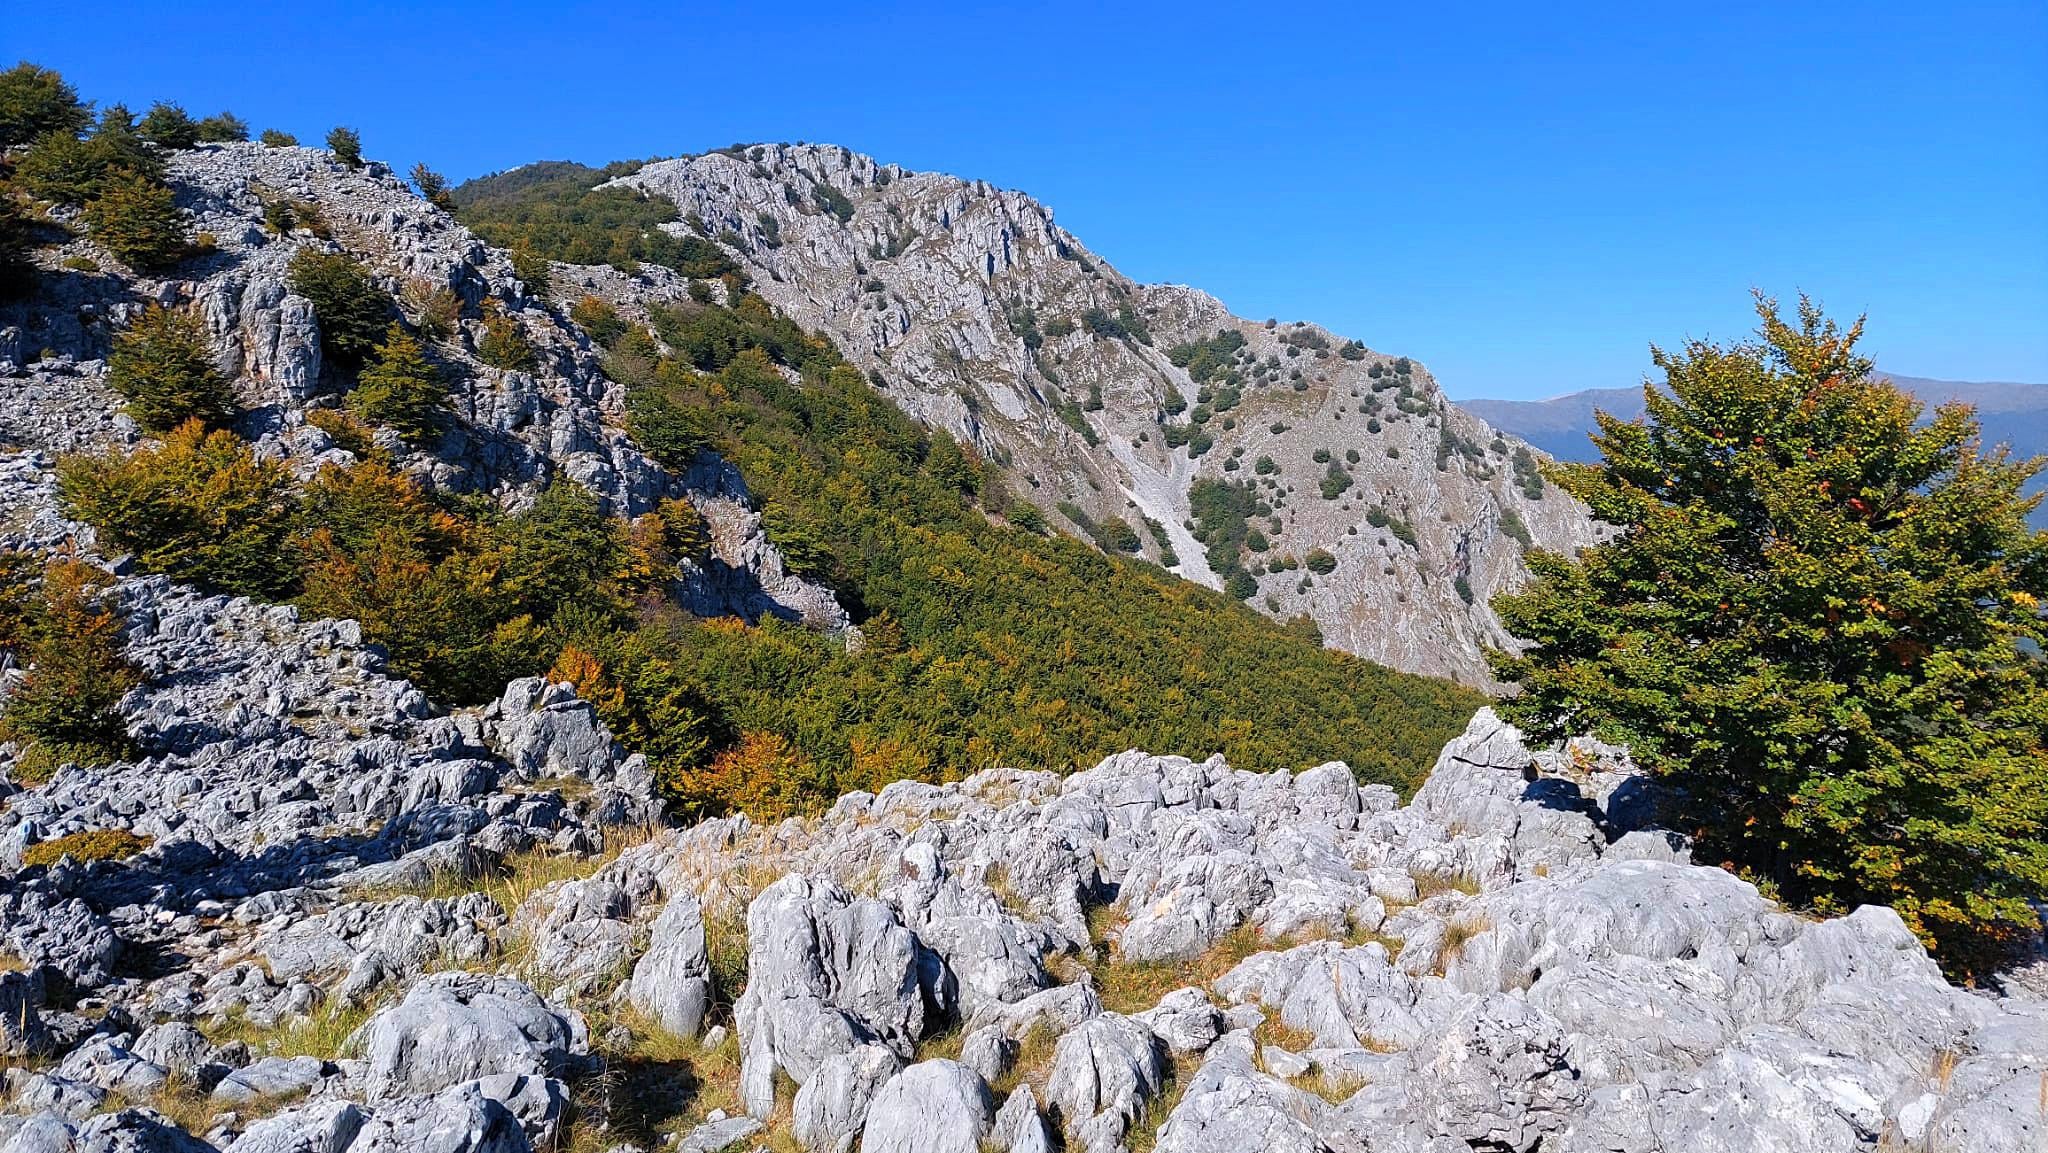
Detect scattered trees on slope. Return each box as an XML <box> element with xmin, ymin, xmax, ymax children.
<box><xmin>1491</xmin><ymin>295</ymin><xmax>2048</xmax><ymax>974</ymax></box>
<box><xmin>107</xmin><ymin>306</ymin><xmax>239</xmax><ymax>431</ymax></box>
<box><xmin>15</xmin><ymin>103</ymin><xmax>163</xmax><ymax>207</ymax></box>
<box><xmin>82</xmin><ymin>167</ymin><xmax>187</xmax><ymax>269</ymax></box>
<box><xmin>59</xmin><ymin>421</ymin><xmax>298</xmax><ymax>599</ymax></box>
<box><xmin>349</xmin><ymin>325</ymin><xmax>447</xmax><ymax>445</ymax></box>
<box><xmin>326</xmin><ymin>126</ymin><xmax>362</xmax><ymax>169</ymax></box>
<box><xmin>0</xmin><ymin>556</ymin><xmax>143</xmax><ymax>781</ymax></box>
<box><xmin>40</xmin><ymin>148</ymin><xmax>1483</xmax><ymax>826</ymax></box>
<box><xmin>600</xmin><ymin>291</ymin><xmax>1481</xmax><ymax>805</ymax></box>
<box><xmin>0</xmin><ymin>62</ymin><xmax>91</xmax><ymax>149</ymax></box>
<box><xmin>286</xmin><ymin>249</ymin><xmax>391</xmax><ymax>371</ymax></box>
<box><xmin>449</xmin><ymin>160</ymin><xmax>738</xmax><ymax>277</ymax></box>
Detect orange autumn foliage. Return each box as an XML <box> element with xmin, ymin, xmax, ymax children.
<box><xmin>675</xmin><ymin>730</ymin><xmax>822</xmax><ymax>822</ymax></box>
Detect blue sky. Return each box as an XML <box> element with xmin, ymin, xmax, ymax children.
<box><xmin>12</xmin><ymin>1</ymin><xmax>2045</xmax><ymax>399</ymax></box>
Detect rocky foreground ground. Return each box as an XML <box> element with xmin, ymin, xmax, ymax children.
<box><xmin>0</xmin><ymin>585</ymin><xmax>2041</xmax><ymax>1153</ymax></box>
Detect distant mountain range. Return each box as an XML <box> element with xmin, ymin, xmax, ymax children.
<box><xmin>1467</xmin><ymin>373</ymin><xmax>2048</xmax><ymax>527</ymax></box>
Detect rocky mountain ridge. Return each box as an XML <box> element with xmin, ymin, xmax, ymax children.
<box><xmin>0</xmin><ymin>140</ymin><xmax>850</xmax><ymax>635</ymax></box>
<box><xmin>613</xmin><ymin>144</ymin><xmax>1602</xmax><ymax>684</ymax></box>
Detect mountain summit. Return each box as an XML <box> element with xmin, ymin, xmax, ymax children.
<box><xmin>607</xmin><ymin>144</ymin><xmax>1599</xmax><ymax>684</ymax></box>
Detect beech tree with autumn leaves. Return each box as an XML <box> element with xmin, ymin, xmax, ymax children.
<box><xmin>1492</xmin><ymin>296</ymin><xmax>2048</xmax><ymax>973</ymax></box>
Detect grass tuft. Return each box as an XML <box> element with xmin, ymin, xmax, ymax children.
<box><xmin>203</xmin><ymin>996</ymin><xmax>380</xmax><ymax>1061</ymax></box>
<box><xmin>1122</xmin><ymin>1053</ymin><xmax>1200</xmax><ymax>1153</ymax></box>
<box><xmin>1432</xmin><ymin>915</ymin><xmax>1490</xmax><ymax>976</ymax></box>
<box><xmin>1411</xmin><ymin>870</ymin><xmax>1479</xmax><ymax>900</ymax></box>
<box><xmin>1091</xmin><ymin>922</ymin><xmax>1271</xmax><ymax>1015</ymax></box>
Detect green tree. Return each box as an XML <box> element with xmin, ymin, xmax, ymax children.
<box><xmin>194</xmin><ymin>112</ymin><xmax>248</xmax><ymax>142</ymax></box>
<box><xmin>492</xmin><ymin>480</ymin><xmax>624</xmax><ymax>625</ymax></box>
<box><xmin>1491</xmin><ymin>296</ymin><xmax>2048</xmax><ymax>972</ymax></box>
<box><xmin>107</xmin><ymin>305</ymin><xmax>238</xmax><ymax>431</ymax></box>
<box><xmin>1099</xmin><ymin>516</ymin><xmax>1142</xmax><ymax>553</ymax></box>
<box><xmin>0</xmin><ymin>192</ymin><xmax>32</xmax><ymax>299</ymax></box>
<box><xmin>14</xmin><ymin>104</ymin><xmax>161</xmax><ymax>207</ymax></box>
<box><xmin>59</xmin><ymin>421</ymin><xmax>298</xmax><ymax>599</ymax></box>
<box><xmin>259</xmin><ymin>128</ymin><xmax>297</xmax><ymax>147</ymax></box>
<box><xmin>137</xmin><ymin>101</ymin><xmax>199</xmax><ymax>148</ymax></box>
<box><xmin>509</xmin><ymin>246</ymin><xmax>551</xmax><ymax>301</ymax></box>
<box><xmin>350</xmin><ymin>324</ymin><xmax>447</xmax><ymax>445</ymax></box>
<box><xmin>85</xmin><ymin>104</ymin><xmax>158</xmax><ymax>175</ymax></box>
<box><xmin>0</xmin><ymin>559</ymin><xmax>142</xmax><ymax>778</ymax></box>
<box><xmin>476</xmin><ymin>314</ymin><xmax>537</xmax><ymax>371</ymax></box>
<box><xmin>326</xmin><ymin>126</ymin><xmax>362</xmax><ymax>168</ymax></box>
<box><xmin>570</xmin><ymin>296</ymin><xmax>626</xmax><ymax>346</ymax></box>
<box><xmin>411</xmin><ymin>163</ymin><xmax>453</xmax><ymax>210</ymax></box>
<box><xmin>13</xmin><ymin>132</ymin><xmax>104</xmax><ymax>205</ymax></box>
<box><xmin>0</xmin><ymin>62</ymin><xmax>90</xmax><ymax>149</ymax></box>
<box><xmin>286</xmin><ymin>249</ymin><xmax>390</xmax><ymax>371</ymax></box>
<box><xmin>82</xmin><ymin>168</ymin><xmax>185</xmax><ymax>270</ymax></box>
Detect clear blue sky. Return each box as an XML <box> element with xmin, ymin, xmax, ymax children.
<box><xmin>13</xmin><ymin>1</ymin><xmax>2045</xmax><ymax>399</ymax></box>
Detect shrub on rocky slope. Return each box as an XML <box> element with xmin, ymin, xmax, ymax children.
<box><xmin>1494</xmin><ymin>296</ymin><xmax>2048</xmax><ymax>973</ymax></box>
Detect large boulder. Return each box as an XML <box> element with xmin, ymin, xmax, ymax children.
<box><xmin>1409</xmin><ymin>709</ymin><xmax>1606</xmax><ymax>882</ymax></box>
<box><xmin>882</xmin><ymin>840</ymin><xmax>1048</xmax><ymax>1016</ymax></box>
<box><xmin>0</xmin><ymin>891</ymin><xmax>124</xmax><ymax>990</ymax></box>
<box><xmin>222</xmin><ymin>1099</ymin><xmax>366</xmax><ymax>1153</ymax></box>
<box><xmin>1153</xmin><ymin>1033</ymin><xmax>1330</xmax><ymax>1153</ymax></box>
<box><xmin>856</xmin><ymin>1060</ymin><xmax>992</xmax><ymax>1153</ymax></box>
<box><xmin>626</xmin><ymin>888</ymin><xmax>714</xmax><ymax>1039</ymax></box>
<box><xmin>1044</xmin><ymin>1013</ymin><xmax>1166</xmax><ymax>1153</ymax></box>
<box><xmin>790</xmin><ymin>1043</ymin><xmax>901</xmax><ymax>1153</ymax></box>
<box><xmin>352</xmin><ymin>974</ymin><xmax>587</xmax><ymax>1100</ymax></box>
<box><xmin>734</xmin><ymin>876</ymin><xmax>940</xmax><ymax>1118</ymax></box>
<box><xmin>344</xmin><ymin>1074</ymin><xmax>567</xmax><ymax>1153</ymax></box>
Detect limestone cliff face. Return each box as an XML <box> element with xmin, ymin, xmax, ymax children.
<box><xmin>618</xmin><ymin>145</ymin><xmax>1601</xmax><ymax>684</ymax></box>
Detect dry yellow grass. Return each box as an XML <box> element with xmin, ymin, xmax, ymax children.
<box><xmin>203</xmin><ymin>996</ymin><xmax>380</xmax><ymax>1061</ymax></box>
<box><xmin>544</xmin><ymin>1004</ymin><xmax>818</xmax><ymax>1153</ymax></box>
<box><xmin>1122</xmin><ymin>1053</ymin><xmax>1201</xmax><ymax>1153</ymax></box>
<box><xmin>21</xmin><ymin>828</ymin><xmax>152</xmax><ymax>869</ymax></box>
<box><xmin>917</xmin><ymin>1021</ymin><xmax>967</xmax><ymax>1063</ymax></box>
<box><xmin>1254</xmin><ymin>1016</ymin><xmax>1319</xmax><ymax>1055</ymax></box>
<box><xmin>1411</xmin><ymin>870</ymin><xmax>1480</xmax><ymax>900</ymax></box>
<box><xmin>1092</xmin><ymin>923</ymin><xmax>1274</xmax><ymax>1015</ymax></box>
<box><xmin>1432</xmin><ymin>915</ymin><xmax>1491</xmax><ymax>976</ymax></box>
<box><xmin>989</xmin><ymin>1018</ymin><xmax>1063</xmax><ymax>1100</ymax></box>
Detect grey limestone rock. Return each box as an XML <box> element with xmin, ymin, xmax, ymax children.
<box><xmin>625</xmin><ymin>888</ymin><xmax>713</xmax><ymax>1039</ymax></box>
<box><xmin>676</xmin><ymin>1115</ymin><xmax>762</xmax><ymax>1153</ymax></box>
<box><xmin>1152</xmin><ymin>1032</ymin><xmax>1330</xmax><ymax>1153</ymax></box>
<box><xmin>854</xmin><ymin>1060</ymin><xmax>992</xmax><ymax>1153</ymax></box>
<box><xmin>733</xmin><ymin>875</ymin><xmax>939</xmax><ymax>1118</ymax></box>
<box><xmin>789</xmin><ymin>1043</ymin><xmax>900</xmax><ymax>1153</ymax></box>
<box><xmin>989</xmin><ymin>1083</ymin><xmax>1054</xmax><ymax>1153</ymax></box>
<box><xmin>221</xmin><ymin>1098</ymin><xmax>366</xmax><ymax>1153</ymax></box>
<box><xmin>1043</xmin><ymin>1013</ymin><xmax>1165</xmax><ymax>1153</ymax></box>
<box><xmin>352</xmin><ymin>974</ymin><xmax>587</xmax><ymax>1101</ymax></box>
<box><xmin>618</xmin><ymin>146</ymin><xmax>1601</xmax><ymax>687</ymax></box>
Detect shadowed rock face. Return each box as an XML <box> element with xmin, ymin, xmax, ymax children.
<box><xmin>615</xmin><ymin>144</ymin><xmax>1601</xmax><ymax>685</ymax></box>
